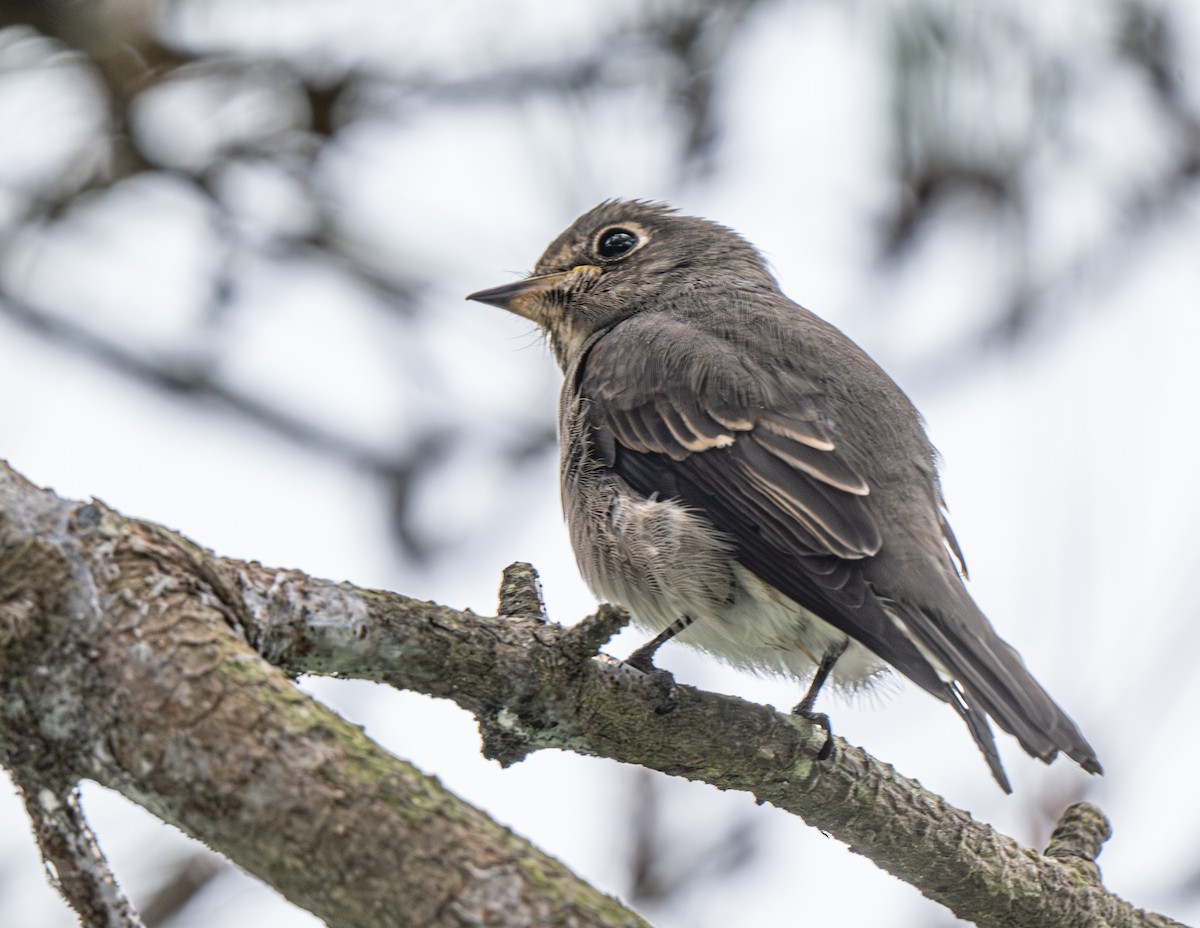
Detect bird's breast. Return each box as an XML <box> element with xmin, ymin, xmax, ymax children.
<box><xmin>558</xmin><ymin>391</ymin><xmax>735</xmax><ymax>623</ymax></box>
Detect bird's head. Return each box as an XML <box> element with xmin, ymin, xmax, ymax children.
<box><xmin>467</xmin><ymin>199</ymin><xmax>775</xmax><ymax>367</ymax></box>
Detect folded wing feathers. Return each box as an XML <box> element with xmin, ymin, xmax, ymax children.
<box><xmin>758</xmin><ymin>414</ymin><xmax>836</xmax><ymax>451</ymax></box>
<box><xmin>753</xmin><ymin>430</ymin><xmax>870</xmax><ymax>496</ymax></box>
<box><xmin>737</xmin><ymin>439</ymin><xmax>881</xmax><ymax>558</ymax></box>
<box><xmin>600</xmin><ymin>387</ymin><xmax>880</xmax><ymax>560</ymax></box>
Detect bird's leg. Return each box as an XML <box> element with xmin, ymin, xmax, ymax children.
<box><xmin>625</xmin><ymin>614</ymin><xmax>693</xmax><ymax>674</ymax></box>
<box><xmin>625</xmin><ymin>615</ymin><xmax>693</xmax><ymax>715</ymax></box>
<box><xmin>792</xmin><ymin>642</ymin><xmax>847</xmax><ymax>760</ymax></box>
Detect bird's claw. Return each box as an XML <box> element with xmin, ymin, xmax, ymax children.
<box><xmin>624</xmin><ymin>651</ymin><xmax>679</xmax><ymax>714</ymax></box>
<box><xmin>794</xmin><ymin>707</ymin><xmax>834</xmax><ymax>760</ymax></box>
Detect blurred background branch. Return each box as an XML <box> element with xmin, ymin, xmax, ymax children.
<box><xmin>4</xmin><ymin>0</ymin><xmax>1196</xmax><ymax>553</ymax></box>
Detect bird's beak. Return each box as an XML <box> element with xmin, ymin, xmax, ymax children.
<box><xmin>466</xmin><ymin>272</ymin><xmax>566</xmax><ymax>317</ymax></box>
<box><xmin>466</xmin><ymin>266</ymin><xmax>600</xmax><ymax>322</ymax></box>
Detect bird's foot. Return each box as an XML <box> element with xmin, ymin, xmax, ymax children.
<box><xmin>624</xmin><ymin>647</ymin><xmax>679</xmax><ymax>715</ymax></box>
<box><xmin>623</xmin><ymin>617</ymin><xmax>693</xmax><ymax>713</ymax></box>
<box><xmin>625</xmin><ymin>638</ymin><xmax>665</xmax><ymax>675</ymax></box>
<box><xmin>792</xmin><ymin>706</ymin><xmax>835</xmax><ymax>761</ymax></box>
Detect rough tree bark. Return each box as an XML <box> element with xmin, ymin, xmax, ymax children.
<box><xmin>0</xmin><ymin>461</ymin><xmax>1184</xmax><ymax>928</ymax></box>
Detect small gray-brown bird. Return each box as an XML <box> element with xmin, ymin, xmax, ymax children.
<box><xmin>468</xmin><ymin>199</ymin><xmax>1101</xmax><ymax>792</ymax></box>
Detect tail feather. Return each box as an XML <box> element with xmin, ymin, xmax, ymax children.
<box><xmin>961</xmin><ymin>630</ymin><xmax>1103</xmax><ymax>775</ymax></box>
<box><xmin>889</xmin><ymin>595</ymin><xmax>1102</xmax><ymax>787</ymax></box>
<box><xmin>946</xmin><ymin>685</ymin><xmax>1011</xmax><ymax>793</ymax></box>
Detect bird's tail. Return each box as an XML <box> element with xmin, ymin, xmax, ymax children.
<box><xmin>893</xmin><ymin>595</ymin><xmax>1102</xmax><ymax>792</ymax></box>
<box><xmin>944</xmin><ymin>685</ymin><xmax>1012</xmax><ymax>793</ymax></box>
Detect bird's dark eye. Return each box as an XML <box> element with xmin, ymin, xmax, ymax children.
<box><xmin>596</xmin><ymin>228</ymin><xmax>640</xmax><ymax>259</ymax></box>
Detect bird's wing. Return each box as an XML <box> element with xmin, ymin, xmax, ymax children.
<box><xmin>575</xmin><ymin>313</ymin><xmax>1102</xmax><ymax>790</ymax></box>
<box><xmin>574</xmin><ymin>313</ymin><xmax>947</xmax><ymax>696</ymax></box>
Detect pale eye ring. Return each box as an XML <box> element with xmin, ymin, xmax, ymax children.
<box><xmin>595</xmin><ymin>228</ymin><xmax>640</xmax><ymax>260</ymax></box>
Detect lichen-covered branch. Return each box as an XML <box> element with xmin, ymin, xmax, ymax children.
<box><xmin>12</xmin><ymin>773</ymin><xmax>145</xmax><ymax>928</ymax></box>
<box><xmin>0</xmin><ymin>461</ymin><xmax>1182</xmax><ymax>928</ymax></box>
<box><xmin>0</xmin><ymin>461</ymin><xmax>646</xmax><ymax>928</ymax></box>
<box><xmin>235</xmin><ymin>562</ymin><xmax>1175</xmax><ymax>928</ymax></box>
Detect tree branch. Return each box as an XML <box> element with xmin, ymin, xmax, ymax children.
<box><xmin>11</xmin><ymin>772</ymin><xmax>145</xmax><ymax>928</ymax></box>
<box><xmin>0</xmin><ymin>460</ymin><xmax>1182</xmax><ymax>928</ymax></box>
<box><xmin>0</xmin><ymin>461</ymin><xmax>646</xmax><ymax>928</ymax></box>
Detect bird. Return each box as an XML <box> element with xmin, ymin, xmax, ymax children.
<box><xmin>467</xmin><ymin>199</ymin><xmax>1101</xmax><ymax>792</ymax></box>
